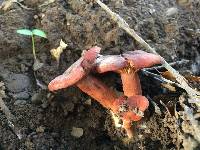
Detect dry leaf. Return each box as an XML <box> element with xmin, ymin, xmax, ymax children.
<box><xmin>60</xmin><ymin>39</ymin><xmax>68</xmax><ymax>49</ymax></box>
<box><xmin>185</xmin><ymin>75</ymin><xmax>200</xmax><ymax>83</ymax></box>
<box><xmin>161</xmin><ymin>83</ymin><xmax>176</xmax><ymax>92</ymax></box>
<box><xmin>161</xmin><ymin>71</ymin><xmax>176</xmax><ymax>81</ymax></box>
<box><xmin>0</xmin><ymin>0</ymin><xmax>16</xmax><ymax>11</ymax></box>
<box><xmin>176</xmin><ymin>0</ymin><xmax>192</xmax><ymax>7</ymax></box>
<box><xmin>50</xmin><ymin>39</ymin><xmax>68</xmax><ymax>63</ymax></box>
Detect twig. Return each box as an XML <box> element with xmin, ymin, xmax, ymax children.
<box><xmin>0</xmin><ymin>0</ymin><xmax>33</xmax><ymax>11</ymax></box>
<box><xmin>95</xmin><ymin>0</ymin><xmax>200</xmax><ymax>100</ymax></box>
<box><xmin>15</xmin><ymin>0</ymin><xmax>34</xmax><ymax>10</ymax></box>
<box><xmin>144</xmin><ymin>59</ymin><xmax>190</xmax><ymax>71</ymax></box>
<box><xmin>0</xmin><ymin>82</ymin><xmax>22</xmax><ymax>139</ymax></box>
<box><xmin>0</xmin><ymin>97</ymin><xmax>14</xmax><ymax>121</ymax></box>
<box><xmin>38</xmin><ymin>0</ymin><xmax>55</xmax><ymax>8</ymax></box>
<box><xmin>34</xmin><ymin>72</ymin><xmax>48</xmax><ymax>90</ymax></box>
<box><xmin>0</xmin><ymin>97</ymin><xmax>22</xmax><ymax>139</ymax></box>
<box><xmin>142</xmin><ymin>69</ymin><xmax>184</xmax><ymax>89</ymax></box>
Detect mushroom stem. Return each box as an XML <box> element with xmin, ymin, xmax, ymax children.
<box><xmin>77</xmin><ymin>76</ymin><xmax>149</xmax><ymax>138</ymax></box>
<box><xmin>120</xmin><ymin>72</ymin><xmax>142</xmax><ymax>97</ymax></box>
<box><xmin>123</xmin><ymin>119</ymin><xmax>133</xmax><ymax>138</ymax></box>
<box><xmin>76</xmin><ymin>75</ymin><xmax>118</xmax><ymax>109</ymax></box>
<box><xmin>112</xmin><ymin>95</ymin><xmax>149</xmax><ymax>138</ymax></box>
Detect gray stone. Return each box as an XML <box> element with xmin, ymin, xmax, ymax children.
<box><xmin>5</xmin><ymin>74</ymin><xmax>31</xmax><ymax>93</ymax></box>
<box><xmin>14</xmin><ymin>100</ymin><xmax>27</xmax><ymax>106</ymax></box>
<box><xmin>12</xmin><ymin>91</ymin><xmax>30</xmax><ymax>100</ymax></box>
<box><xmin>31</xmin><ymin>92</ymin><xmax>43</xmax><ymax>104</ymax></box>
<box><xmin>71</xmin><ymin>127</ymin><xmax>83</xmax><ymax>138</ymax></box>
<box><xmin>41</xmin><ymin>102</ymin><xmax>48</xmax><ymax>109</ymax></box>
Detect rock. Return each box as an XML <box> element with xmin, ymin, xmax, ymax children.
<box><xmin>5</xmin><ymin>74</ymin><xmax>31</xmax><ymax>93</ymax></box>
<box><xmin>12</xmin><ymin>91</ymin><xmax>30</xmax><ymax>100</ymax></box>
<box><xmin>14</xmin><ymin>100</ymin><xmax>27</xmax><ymax>106</ymax></box>
<box><xmin>20</xmin><ymin>64</ymin><xmax>28</xmax><ymax>72</ymax></box>
<box><xmin>71</xmin><ymin>127</ymin><xmax>83</xmax><ymax>138</ymax></box>
<box><xmin>36</xmin><ymin>126</ymin><xmax>45</xmax><ymax>133</ymax></box>
<box><xmin>31</xmin><ymin>92</ymin><xmax>43</xmax><ymax>104</ymax></box>
<box><xmin>165</xmin><ymin>7</ymin><xmax>178</xmax><ymax>17</ymax></box>
<box><xmin>84</xmin><ymin>99</ymin><xmax>91</xmax><ymax>105</ymax></box>
<box><xmin>41</xmin><ymin>102</ymin><xmax>48</xmax><ymax>109</ymax></box>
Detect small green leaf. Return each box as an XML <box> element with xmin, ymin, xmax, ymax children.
<box><xmin>17</xmin><ymin>29</ymin><xmax>33</xmax><ymax>36</ymax></box>
<box><xmin>32</xmin><ymin>29</ymin><xmax>47</xmax><ymax>38</ymax></box>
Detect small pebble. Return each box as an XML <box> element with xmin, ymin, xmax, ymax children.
<box><xmin>41</xmin><ymin>102</ymin><xmax>48</xmax><ymax>109</ymax></box>
<box><xmin>20</xmin><ymin>64</ymin><xmax>28</xmax><ymax>72</ymax></box>
<box><xmin>13</xmin><ymin>91</ymin><xmax>30</xmax><ymax>100</ymax></box>
<box><xmin>36</xmin><ymin>126</ymin><xmax>45</xmax><ymax>133</ymax></box>
<box><xmin>71</xmin><ymin>127</ymin><xmax>83</xmax><ymax>138</ymax></box>
<box><xmin>138</xmin><ymin>134</ymin><xmax>143</xmax><ymax>139</ymax></box>
<box><xmin>166</xmin><ymin>7</ymin><xmax>178</xmax><ymax>16</ymax></box>
<box><xmin>14</xmin><ymin>100</ymin><xmax>27</xmax><ymax>106</ymax></box>
<box><xmin>31</xmin><ymin>92</ymin><xmax>43</xmax><ymax>104</ymax></box>
<box><xmin>5</xmin><ymin>74</ymin><xmax>31</xmax><ymax>93</ymax></box>
<box><xmin>34</xmin><ymin>15</ymin><xmax>38</xmax><ymax>19</ymax></box>
<box><xmin>84</xmin><ymin>99</ymin><xmax>91</xmax><ymax>105</ymax></box>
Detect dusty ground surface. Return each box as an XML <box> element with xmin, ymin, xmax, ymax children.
<box><xmin>0</xmin><ymin>0</ymin><xmax>200</xmax><ymax>149</ymax></box>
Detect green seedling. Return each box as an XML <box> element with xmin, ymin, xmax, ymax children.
<box><xmin>17</xmin><ymin>29</ymin><xmax>47</xmax><ymax>71</ymax></box>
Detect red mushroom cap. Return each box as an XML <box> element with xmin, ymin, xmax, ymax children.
<box><xmin>82</xmin><ymin>46</ymin><xmax>101</xmax><ymax>69</ymax></box>
<box><xmin>48</xmin><ymin>46</ymin><xmax>101</xmax><ymax>91</ymax></box>
<box><xmin>95</xmin><ymin>55</ymin><xmax>128</xmax><ymax>73</ymax></box>
<box><xmin>122</xmin><ymin>50</ymin><xmax>162</xmax><ymax>70</ymax></box>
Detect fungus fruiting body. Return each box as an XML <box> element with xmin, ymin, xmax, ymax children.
<box><xmin>93</xmin><ymin>50</ymin><xmax>161</xmax><ymax>137</ymax></box>
<box><xmin>48</xmin><ymin>47</ymin><xmax>161</xmax><ymax>138</ymax></box>
<box><xmin>48</xmin><ymin>46</ymin><xmax>101</xmax><ymax>91</ymax></box>
<box><xmin>95</xmin><ymin>50</ymin><xmax>161</xmax><ymax>97</ymax></box>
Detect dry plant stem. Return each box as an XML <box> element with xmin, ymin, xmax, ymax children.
<box><xmin>142</xmin><ymin>69</ymin><xmax>187</xmax><ymax>89</ymax></box>
<box><xmin>144</xmin><ymin>59</ymin><xmax>190</xmax><ymax>71</ymax></box>
<box><xmin>15</xmin><ymin>0</ymin><xmax>34</xmax><ymax>10</ymax></box>
<box><xmin>95</xmin><ymin>0</ymin><xmax>200</xmax><ymax>98</ymax></box>
<box><xmin>0</xmin><ymin>97</ymin><xmax>21</xmax><ymax>139</ymax></box>
<box><xmin>0</xmin><ymin>97</ymin><xmax>14</xmax><ymax>121</ymax></box>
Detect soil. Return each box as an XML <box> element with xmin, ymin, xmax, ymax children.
<box><xmin>0</xmin><ymin>0</ymin><xmax>200</xmax><ymax>149</ymax></box>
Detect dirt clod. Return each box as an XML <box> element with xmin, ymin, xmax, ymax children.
<box><xmin>71</xmin><ymin>127</ymin><xmax>84</xmax><ymax>138</ymax></box>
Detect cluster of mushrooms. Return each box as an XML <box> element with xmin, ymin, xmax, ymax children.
<box><xmin>48</xmin><ymin>46</ymin><xmax>161</xmax><ymax>138</ymax></box>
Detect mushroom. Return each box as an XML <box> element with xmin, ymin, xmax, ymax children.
<box><xmin>112</xmin><ymin>95</ymin><xmax>149</xmax><ymax>138</ymax></box>
<box><xmin>48</xmin><ymin>46</ymin><xmax>101</xmax><ymax>91</ymax></box>
<box><xmin>93</xmin><ymin>50</ymin><xmax>161</xmax><ymax>137</ymax></box>
<box><xmin>48</xmin><ymin>47</ymin><xmax>154</xmax><ymax>138</ymax></box>
<box><xmin>94</xmin><ymin>50</ymin><xmax>162</xmax><ymax>97</ymax></box>
<box><xmin>48</xmin><ymin>46</ymin><xmax>119</xmax><ymax>111</ymax></box>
